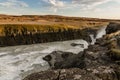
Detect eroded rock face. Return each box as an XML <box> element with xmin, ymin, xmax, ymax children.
<box><xmin>0</xmin><ymin>26</ymin><xmax>98</xmax><ymax>47</ymax></box>
<box><xmin>106</xmin><ymin>22</ymin><xmax>120</xmax><ymax>34</ymax></box>
<box><xmin>95</xmin><ymin>23</ymin><xmax>120</xmax><ymax>62</ymax></box>
<box><xmin>23</xmin><ymin>67</ymin><xmax>120</xmax><ymax>80</ymax></box>
<box><xmin>103</xmin><ymin>31</ymin><xmax>120</xmax><ymax>61</ymax></box>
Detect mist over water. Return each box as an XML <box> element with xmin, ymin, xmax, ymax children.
<box><xmin>96</xmin><ymin>26</ymin><xmax>106</xmax><ymax>39</ymax></box>
<box><xmin>0</xmin><ymin>26</ymin><xmax>107</xmax><ymax>80</ymax></box>
<box><xmin>90</xmin><ymin>26</ymin><xmax>107</xmax><ymax>45</ymax></box>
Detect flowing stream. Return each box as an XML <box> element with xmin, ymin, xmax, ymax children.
<box><xmin>0</xmin><ymin>26</ymin><xmax>106</xmax><ymax>80</ymax></box>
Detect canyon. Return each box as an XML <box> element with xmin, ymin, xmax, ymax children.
<box><xmin>24</xmin><ymin>22</ymin><xmax>120</xmax><ymax>80</ymax></box>
<box><xmin>0</xmin><ymin>15</ymin><xmax>120</xmax><ymax>80</ymax></box>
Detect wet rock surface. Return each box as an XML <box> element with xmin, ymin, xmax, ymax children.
<box><xmin>71</xmin><ymin>43</ymin><xmax>84</xmax><ymax>48</ymax></box>
<box><xmin>23</xmin><ymin>22</ymin><xmax>120</xmax><ymax>80</ymax></box>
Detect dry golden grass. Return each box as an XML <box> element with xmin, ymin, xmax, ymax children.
<box><xmin>0</xmin><ymin>15</ymin><xmax>110</xmax><ymax>36</ymax></box>
<box><xmin>0</xmin><ymin>21</ymin><xmax>108</xmax><ymax>36</ymax></box>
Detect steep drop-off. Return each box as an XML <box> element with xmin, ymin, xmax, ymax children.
<box><xmin>0</xmin><ymin>15</ymin><xmax>110</xmax><ymax>46</ymax></box>
<box><xmin>0</xmin><ymin>24</ymin><xmax>103</xmax><ymax>47</ymax></box>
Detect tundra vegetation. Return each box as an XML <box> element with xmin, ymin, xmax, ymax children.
<box><xmin>0</xmin><ymin>15</ymin><xmax>114</xmax><ymax>46</ymax></box>
<box><xmin>0</xmin><ymin>24</ymin><xmax>94</xmax><ymax>46</ymax></box>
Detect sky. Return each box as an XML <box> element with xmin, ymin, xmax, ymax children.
<box><xmin>0</xmin><ymin>0</ymin><xmax>120</xmax><ymax>19</ymax></box>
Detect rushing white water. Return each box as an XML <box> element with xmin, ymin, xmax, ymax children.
<box><xmin>96</xmin><ymin>26</ymin><xmax>106</xmax><ymax>39</ymax></box>
<box><xmin>90</xmin><ymin>26</ymin><xmax>107</xmax><ymax>45</ymax></box>
<box><xmin>89</xmin><ymin>34</ymin><xmax>96</xmax><ymax>45</ymax></box>
<box><xmin>0</xmin><ymin>26</ymin><xmax>107</xmax><ymax>80</ymax></box>
<box><xmin>0</xmin><ymin>40</ymin><xmax>88</xmax><ymax>80</ymax></box>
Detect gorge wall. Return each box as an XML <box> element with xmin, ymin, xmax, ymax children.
<box><xmin>0</xmin><ymin>24</ymin><xmax>101</xmax><ymax>47</ymax></box>
<box><xmin>0</xmin><ymin>14</ymin><xmax>110</xmax><ymax>47</ymax></box>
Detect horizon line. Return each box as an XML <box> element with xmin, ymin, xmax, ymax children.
<box><xmin>0</xmin><ymin>14</ymin><xmax>120</xmax><ymax>20</ymax></box>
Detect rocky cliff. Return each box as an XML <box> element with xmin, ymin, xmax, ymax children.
<box><xmin>23</xmin><ymin>22</ymin><xmax>120</xmax><ymax>80</ymax></box>
<box><xmin>0</xmin><ymin>24</ymin><xmax>100</xmax><ymax>47</ymax></box>
<box><xmin>0</xmin><ymin>14</ymin><xmax>110</xmax><ymax>47</ymax></box>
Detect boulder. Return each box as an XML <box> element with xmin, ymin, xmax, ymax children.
<box><xmin>43</xmin><ymin>51</ymin><xmax>74</xmax><ymax>68</ymax></box>
<box><xmin>43</xmin><ymin>51</ymin><xmax>86</xmax><ymax>69</ymax></box>
<box><xmin>71</xmin><ymin>43</ymin><xmax>84</xmax><ymax>48</ymax></box>
<box><xmin>106</xmin><ymin>22</ymin><xmax>120</xmax><ymax>34</ymax></box>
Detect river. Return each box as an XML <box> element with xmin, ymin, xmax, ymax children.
<box><xmin>0</xmin><ymin>26</ymin><xmax>106</xmax><ymax>80</ymax></box>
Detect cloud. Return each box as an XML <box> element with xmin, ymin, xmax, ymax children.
<box><xmin>72</xmin><ymin>0</ymin><xmax>110</xmax><ymax>5</ymax></box>
<box><xmin>71</xmin><ymin>0</ymin><xmax>111</xmax><ymax>10</ymax></box>
<box><xmin>0</xmin><ymin>0</ymin><xmax>28</xmax><ymax>8</ymax></box>
<box><xmin>42</xmin><ymin>0</ymin><xmax>64</xmax><ymax>7</ymax></box>
<box><xmin>41</xmin><ymin>0</ymin><xmax>115</xmax><ymax>12</ymax></box>
<box><xmin>41</xmin><ymin>0</ymin><xmax>64</xmax><ymax>12</ymax></box>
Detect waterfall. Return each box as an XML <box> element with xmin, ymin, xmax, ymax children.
<box><xmin>90</xmin><ymin>26</ymin><xmax>107</xmax><ymax>45</ymax></box>
<box><xmin>96</xmin><ymin>26</ymin><xmax>106</xmax><ymax>39</ymax></box>
<box><xmin>89</xmin><ymin>34</ymin><xmax>96</xmax><ymax>45</ymax></box>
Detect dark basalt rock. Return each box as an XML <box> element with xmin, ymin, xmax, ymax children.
<box><xmin>56</xmin><ymin>52</ymin><xmax>86</xmax><ymax>69</ymax></box>
<box><xmin>43</xmin><ymin>43</ymin><xmax>112</xmax><ymax>70</ymax></box>
<box><xmin>106</xmin><ymin>22</ymin><xmax>120</xmax><ymax>34</ymax></box>
<box><xmin>108</xmin><ymin>49</ymin><xmax>120</xmax><ymax>60</ymax></box>
<box><xmin>43</xmin><ymin>51</ymin><xmax>74</xmax><ymax>68</ymax></box>
<box><xmin>82</xmin><ymin>35</ymin><xmax>92</xmax><ymax>43</ymax></box>
<box><xmin>0</xmin><ymin>26</ymin><xmax>98</xmax><ymax>47</ymax></box>
<box><xmin>23</xmin><ymin>69</ymin><xmax>60</xmax><ymax>80</ymax></box>
<box><xmin>24</xmin><ymin>46</ymin><xmax>120</xmax><ymax>80</ymax></box>
<box><xmin>104</xmin><ymin>32</ymin><xmax>120</xmax><ymax>61</ymax></box>
<box><xmin>117</xmin><ymin>36</ymin><xmax>120</xmax><ymax>47</ymax></box>
<box><xmin>23</xmin><ymin>66</ymin><xmax>120</xmax><ymax>80</ymax></box>
<box><xmin>43</xmin><ymin>51</ymin><xmax>86</xmax><ymax>69</ymax></box>
<box><xmin>71</xmin><ymin>43</ymin><xmax>84</xmax><ymax>48</ymax></box>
